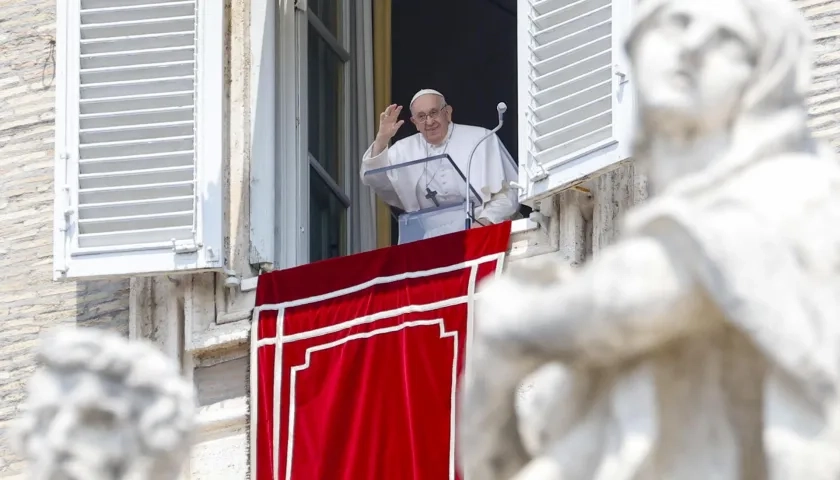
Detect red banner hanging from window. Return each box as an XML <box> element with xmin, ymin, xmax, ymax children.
<box><xmin>250</xmin><ymin>222</ymin><xmax>511</xmax><ymax>480</ymax></box>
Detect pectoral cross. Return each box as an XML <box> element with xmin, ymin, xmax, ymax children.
<box><xmin>425</xmin><ymin>187</ymin><xmax>440</xmax><ymax>207</ymax></box>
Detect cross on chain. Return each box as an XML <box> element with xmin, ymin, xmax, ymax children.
<box><xmin>425</xmin><ymin>187</ymin><xmax>440</xmax><ymax>207</ymax></box>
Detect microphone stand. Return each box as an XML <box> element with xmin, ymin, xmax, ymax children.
<box><xmin>464</xmin><ymin>102</ymin><xmax>507</xmax><ymax>231</ymax></box>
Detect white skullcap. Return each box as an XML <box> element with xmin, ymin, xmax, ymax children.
<box><xmin>410</xmin><ymin>89</ymin><xmax>445</xmax><ymax>107</ymax></box>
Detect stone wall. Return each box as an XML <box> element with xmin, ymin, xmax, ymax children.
<box><xmin>0</xmin><ymin>2</ymin><xmax>130</xmax><ymax>476</ymax></box>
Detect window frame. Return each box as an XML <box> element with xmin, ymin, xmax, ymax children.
<box><xmin>304</xmin><ymin>4</ymin><xmax>354</xmax><ymax>262</ymax></box>
<box><xmin>53</xmin><ymin>0</ymin><xmax>224</xmax><ymax>280</ymax></box>
<box><xmin>254</xmin><ymin>0</ymin><xmax>371</xmax><ymax>271</ymax></box>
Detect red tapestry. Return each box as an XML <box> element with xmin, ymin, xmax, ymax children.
<box><xmin>250</xmin><ymin>222</ymin><xmax>511</xmax><ymax>480</ymax></box>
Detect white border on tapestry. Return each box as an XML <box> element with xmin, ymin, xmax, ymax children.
<box><xmin>249</xmin><ymin>251</ymin><xmax>506</xmax><ymax>480</ymax></box>
<box><xmin>286</xmin><ymin>319</ymin><xmax>458</xmax><ymax>480</ymax></box>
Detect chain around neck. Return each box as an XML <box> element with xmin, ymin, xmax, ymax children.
<box><xmin>423</xmin><ymin>124</ymin><xmax>456</xmax><ymax>190</ymax></box>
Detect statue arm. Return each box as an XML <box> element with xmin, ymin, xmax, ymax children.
<box><xmin>477</xmin><ymin>235</ymin><xmax>714</xmax><ymax>367</ymax></box>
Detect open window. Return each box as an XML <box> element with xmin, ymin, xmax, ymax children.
<box><xmin>250</xmin><ymin>0</ymin><xmax>376</xmax><ymax>270</ymax></box>
<box><xmin>305</xmin><ymin>1</ymin><xmax>353</xmax><ymax>262</ymax></box>
<box><xmin>53</xmin><ymin>0</ymin><xmax>224</xmax><ymax>280</ymax></box>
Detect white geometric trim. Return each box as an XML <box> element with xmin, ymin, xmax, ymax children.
<box><xmin>254</xmin><ymin>252</ymin><xmax>504</xmax><ymax>313</ymax></box>
<box><xmin>285</xmin><ymin>319</ymin><xmax>460</xmax><ymax>480</ymax></box>
<box><xmin>256</xmin><ymin>295</ymin><xmax>468</xmax><ymax>347</ymax></box>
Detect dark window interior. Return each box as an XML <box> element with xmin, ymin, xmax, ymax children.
<box><xmin>390</xmin><ymin>0</ymin><xmax>518</xmax><ymax>244</ymax></box>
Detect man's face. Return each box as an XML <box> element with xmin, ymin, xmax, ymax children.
<box><xmin>410</xmin><ymin>94</ymin><xmax>452</xmax><ymax>145</ymax></box>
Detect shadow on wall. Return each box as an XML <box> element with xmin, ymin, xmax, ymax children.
<box><xmin>75</xmin><ymin>280</ymin><xmax>131</xmax><ymax>333</ymax></box>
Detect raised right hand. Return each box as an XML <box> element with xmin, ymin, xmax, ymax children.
<box><xmin>376</xmin><ymin>104</ymin><xmax>404</xmax><ymax>142</ymax></box>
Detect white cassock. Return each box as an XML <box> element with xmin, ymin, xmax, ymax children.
<box><xmin>360</xmin><ymin>123</ymin><xmax>519</xmax><ymax>239</ymax></box>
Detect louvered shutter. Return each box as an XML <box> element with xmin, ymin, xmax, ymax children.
<box><xmin>54</xmin><ymin>0</ymin><xmax>223</xmax><ymax>279</ymax></box>
<box><xmin>517</xmin><ymin>0</ymin><xmax>634</xmax><ymax>203</ymax></box>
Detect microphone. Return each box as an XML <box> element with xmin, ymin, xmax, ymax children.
<box><xmin>464</xmin><ymin>102</ymin><xmax>508</xmax><ymax>230</ymax></box>
<box><xmin>497</xmin><ymin>102</ymin><xmax>507</xmax><ymax>125</ymax></box>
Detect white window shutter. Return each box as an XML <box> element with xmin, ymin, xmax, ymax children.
<box><xmin>517</xmin><ymin>0</ymin><xmax>634</xmax><ymax>204</ymax></box>
<box><xmin>54</xmin><ymin>0</ymin><xmax>224</xmax><ymax>280</ymax></box>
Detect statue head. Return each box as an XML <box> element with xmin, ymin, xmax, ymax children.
<box><xmin>14</xmin><ymin>328</ymin><xmax>196</xmax><ymax>480</ymax></box>
<box><xmin>410</xmin><ymin>89</ymin><xmax>453</xmax><ymax>146</ymax></box>
<box><xmin>625</xmin><ymin>0</ymin><xmax>817</xmax><ymax>181</ymax></box>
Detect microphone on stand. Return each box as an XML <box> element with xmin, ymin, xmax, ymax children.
<box><xmin>464</xmin><ymin>102</ymin><xmax>507</xmax><ymax>230</ymax></box>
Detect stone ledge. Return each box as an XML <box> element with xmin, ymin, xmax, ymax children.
<box><xmin>196</xmin><ymin>396</ymin><xmax>247</xmax><ymax>436</ymax></box>
<box><xmin>188</xmin><ymin>318</ymin><xmax>250</xmax><ymax>355</ymax></box>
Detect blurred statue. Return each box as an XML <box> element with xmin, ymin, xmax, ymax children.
<box><xmin>459</xmin><ymin>0</ymin><xmax>840</xmax><ymax>479</ymax></box>
<box><xmin>15</xmin><ymin>328</ymin><xmax>196</xmax><ymax>480</ymax></box>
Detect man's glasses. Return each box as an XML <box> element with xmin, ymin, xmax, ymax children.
<box><xmin>413</xmin><ymin>104</ymin><xmax>448</xmax><ymax>123</ymax></box>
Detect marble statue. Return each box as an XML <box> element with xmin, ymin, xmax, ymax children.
<box><xmin>14</xmin><ymin>328</ymin><xmax>196</xmax><ymax>480</ymax></box>
<box><xmin>459</xmin><ymin>0</ymin><xmax>840</xmax><ymax>479</ymax></box>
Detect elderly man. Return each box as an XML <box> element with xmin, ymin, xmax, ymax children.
<box><xmin>360</xmin><ymin>89</ymin><xmax>518</xmax><ymax>239</ymax></box>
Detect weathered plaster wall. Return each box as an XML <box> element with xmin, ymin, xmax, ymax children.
<box><xmin>0</xmin><ymin>2</ymin><xmax>131</xmax><ymax>477</ymax></box>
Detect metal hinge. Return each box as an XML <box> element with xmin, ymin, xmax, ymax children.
<box><xmin>527</xmin><ymin>157</ymin><xmax>549</xmax><ymax>183</ymax></box>
<box><xmin>615</xmin><ymin>64</ymin><xmax>629</xmax><ymax>85</ymax></box>
<box><xmin>172</xmin><ymin>239</ymin><xmax>200</xmax><ymax>254</ymax></box>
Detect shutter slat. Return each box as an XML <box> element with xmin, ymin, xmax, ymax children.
<box><xmin>534</xmin><ymin>125</ymin><xmax>613</xmax><ymax>163</ymax></box>
<box><xmin>78</xmin><ymin>196</ymin><xmax>194</xmax><ymax>220</ymax></box>
<box><xmin>79</xmin><ymin>136</ymin><xmax>194</xmax><ymax>160</ymax></box>
<box><xmin>534</xmin><ymin>112</ymin><xmax>612</xmax><ymax>155</ymax></box>
<box><xmin>81</xmin><ymin>2</ymin><xmax>196</xmax><ymax>24</ymax></box>
<box><xmin>80</xmin><ymin>120</ymin><xmax>194</xmax><ymax>144</ymax></box>
<box><xmin>79</xmin><ymin>151</ymin><xmax>195</xmax><ymax>173</ymax></box>
<box><xmin>79</xmin><ymin>181</ymin><xmax>194</xmax><ymax>205</ymax></box>
<box><xmin>533</xmin><ymin>65</ymin><xmax>611</xmax><ymax>106</ymax></box>
<box><xmin>80</xmin><ymin>106</ymin><xmax>194</xmax><ymax>129</ymax></box>
<box><xmin>79</xmin><ymin>165</ymin><xmax>195</xmax><ymax>189</ymax></box>
<box><xmin>82</xmin><ymin>0</ymin><xmax>188</xmax><ymax>9</ymax></box>
<box><xmin>533</xmin><ymin>94</ymin><xmax>611</xmax><ymax>136</ymax></box>
<box><xmin>80</xmin><ymin>60</ymin><xmax>195</xmax><ymax>84</ymax></box>
<box><xmin>78</xmin><ymin>226</ymin><xmax>193</xmax><ymax>249</ymax></box>
<box><xmin>81</xmin><ymin>17</ymin><xmax>196</xmax><ymax>40</ymax></box>
<box><xmin>522</xmin><ymin>0</ymin><xmax>615</xmax><ymax>168</ymax></box>
<box><xmin>79</xmin><ymin>211</ymin><xmax>194</xmax><ymax>236</ymax></box>
<box><xmin>81</xmin><ymin>76</ymin><xmax>195</xmax><ymax>99</ymax></box>
<box><xmin>80</xmin><ymin>91</ymin><xmax>193</xmax><ymax>114</ymax></box>
<box><xmin>81</xmin><ymin>46</ymin><xmax>194</xmax><ymax>68</ymax></box>
<box><xmin>81</xmin><ymin>32</ymin><xmax>195</xmax><ymax>54</ymax></box>
<box><xmin>534</xmin><ymin>82</ymin><xmax>612</xmax><ymax>121</ymax></box>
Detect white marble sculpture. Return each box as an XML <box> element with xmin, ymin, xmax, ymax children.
<box><xmin>459</xmin><ymin>0</ymin><xmax>840</xmax><ymax>479</ymax></box>
<box><xmin>14</xmin><ymin>328</ymin><xmax>196</xmax><ymax>480</ymax></box>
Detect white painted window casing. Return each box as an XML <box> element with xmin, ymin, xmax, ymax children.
<box><xmin>517</xmin><ymin>0</ymin><xmax>635</xmax><ymax>206</ymax></box>
<box><xmin>54</xmin><ymin>0</ymin><xmax>224</xmax><ymax>280</ymax></box>
<box><xmin>254</xmin><ymin>0</ymin><xmax>374</xmax><ymax>271</ymax></box>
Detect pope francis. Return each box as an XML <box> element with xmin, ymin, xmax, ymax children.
<box><xmin>360</xmin><ymin>89</ymin><xmax>518</xmax><ymax>239</ymax></box>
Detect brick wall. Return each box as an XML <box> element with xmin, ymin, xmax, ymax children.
<box><xmin>0</xmin><ymin>2</ymin><xmax>130</xmax><ymax>476</ymax></box>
